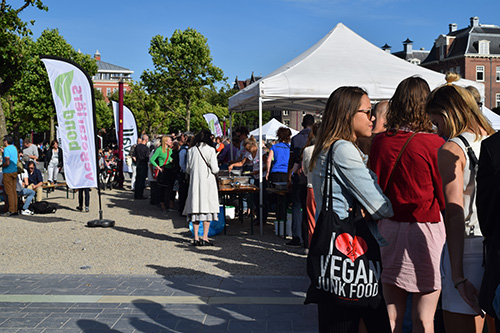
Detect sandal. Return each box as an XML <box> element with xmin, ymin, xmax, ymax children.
<box><xmin>200</xmin><ymin>239</ymin><xmax>214</xmax><ymax>246</ymax></box>
<box><xmin>191</xmin><ymin>240</ymin><xmax>201</xmax><ymax>247</ymax></box>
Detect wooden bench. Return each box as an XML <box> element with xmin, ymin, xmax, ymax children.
<box><xmin>42</xmin><ymin>182</ymin><xmax>75</xmax><ymax>199</ymax></box>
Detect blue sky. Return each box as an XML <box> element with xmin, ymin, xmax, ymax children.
<box><xmin>20</xmin><ymin>0</ymin><xmax>499</xmax><ymax>88</ymax></box>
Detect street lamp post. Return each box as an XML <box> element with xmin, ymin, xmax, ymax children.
<box><xmin>117</xmin><ymin>78</ymin><xmax>125</xmax><ymax>188</ymax></box>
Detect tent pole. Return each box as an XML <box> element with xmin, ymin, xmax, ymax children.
<box><xmin>259</xmin><ymin>97</ymin><xmax>263</xmax><ymax>235</ymax></box>
<box><xmin>229</xmin><ymin>112</ymin><xmax>233</xmax><ymax>161</ymax></box>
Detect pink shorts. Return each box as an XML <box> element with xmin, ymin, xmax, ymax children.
<box><xmin>378</xmin><ymin>218</ymin><xmax>446</xmax><ymax>293</ymax></box>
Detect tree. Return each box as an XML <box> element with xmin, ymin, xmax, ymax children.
<box><xmin>141</xmin><ymin>28</ymin><xmax>225</xmax><ymax>131</ymax></box>
<box><xmin>6</xmin><ymin>28</ymin><xmax>97</xmax><ymax>141</ymax></box>
<box><xmin>94</xmin><ymin>88</ymin><xmax>113</xmax><ymax>131</ymax></box>
<box><xmin>0</xmin><ymin>0</ymin><xmax>47</xmax><ymax>137</ymax></box>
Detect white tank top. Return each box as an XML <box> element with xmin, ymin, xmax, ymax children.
<box><xmin>449</xmin><ymin>132</ymin><xmax>486</xmax><ymax>237</ymax></box>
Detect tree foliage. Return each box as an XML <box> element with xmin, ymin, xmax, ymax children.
<box><xmin>5</xmin><ymin>28</ymin><xmax>97</xmax><ymax>140</ymax></box>
<box><xmin>0</xmin><ymin>0</ymin><xmax>47</xmax><ymax>137</ymax></box>
<box><xmin>94</xmin><ymin>88</ymin><xmax>113</xmax><ymax>131</ymax></box>
<box><xmin>141</xmin><ymin>28</ymin><xmax>225</xmax><ymax>131</ymax></box>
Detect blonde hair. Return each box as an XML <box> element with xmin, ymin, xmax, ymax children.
<box><xmin>160</xmin><ymin>135</ymin><xmax>171</xmax><ymax>153</ymax></box>
<box><xmin>465</xmin><ymin>85</ymin><xmax>481</xmax><ymax>104</ymax></box>
<box><xmin>426</xmin><ymin>73</ymin><xmax>495</xmax><ymax>140</ymax></box>
<box><xmin>243</xmin><ymin>136</ymin><xmax>258</xmax><ymax>148</ymax></box>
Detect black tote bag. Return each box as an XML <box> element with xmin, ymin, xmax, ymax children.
<box><xmin>304</xmin><ymin>144</ymin><xmax>383</xmax><ymax>309</ymax></box>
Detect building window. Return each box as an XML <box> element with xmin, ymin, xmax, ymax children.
<box><xmin>284</xmin><ymin>120</ymin><xmax>290</xmax><ymax>127</ymax></box>
<box><xmin>113</xmin><ymin>88</ymin><xmax>118</xmax><ymax>94</ymax></box>
<box><xmin>497</xmin><ymin>67</ymin><xmax>500</xmax><ymax>82</ymax></box>
<box><xmin>106</xmin><ymin>88</ymin><xmax>111</xmax><ymax>96</ymax></box>
<box><xmin>283</xmin><ymin>110</ymin><xmax>289</xmax><ymax>116</ymax></box>
<box><xmin>497</xmin><ymin>94</ymin><xmax>500</xmax><ymax>108</ymax></box>
<box><xmin>477</xmin><ymin>66</ymin><xmax>485</xmax><ymax>82</ymax></box>
<box><xmin>479</xmin><ymin>40</ymin><xmax>490</xmax><ymax>55</ymax></box>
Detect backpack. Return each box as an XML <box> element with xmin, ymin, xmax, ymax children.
<box><xmin>29</xmin><ymin>201</ymin><xmax>57</xmax><ymax>214</ymax></box>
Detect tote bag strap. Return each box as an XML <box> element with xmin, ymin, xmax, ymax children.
<box><xmin>322</xmin><ymin>143</ymin><xmax>335</xmax><ymax>212</ymax></box>
<box><xmin>385</xmin><ymin>132</ymin><xmax>417</xmax><ymax>191</ymax></box>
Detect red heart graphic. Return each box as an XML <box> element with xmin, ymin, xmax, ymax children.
<box><xmin>335</xmin><ymin>233</ymin><xmax>368</xmax><ymax>262</ymax></box>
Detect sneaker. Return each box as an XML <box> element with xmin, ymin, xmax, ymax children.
<box><xmin>85</xmin><ymin>207</ymin><xmax>89</xmax><ymax>213</ymax></box>
<box><xmin>76</xmin><ymin>206</ymin><xmax>83</xmax><ymax>211</ymax></box>
<box><xmin>2</xmin><ymin>211</ymin><xmax>18</xmax><ymax>217</ymax></box>
<box><xmin>285</xmin><ymin>237</ymin><xmax>302</xmax><ymax>247</ymax></box>
<box><xmin>21</xmin><ymin>209</ymin><xmax>33</xmax><ymax>216</ymax></box>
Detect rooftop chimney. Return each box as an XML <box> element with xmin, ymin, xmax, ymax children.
<box><xmin>470</xmin><ymin>16</ymin><xmax>479</xmax><ymax>28</ymax></box>
<box><xmin>381</xmin><ymin>43</ymin><xmax>392</xmax><ymax>53</ymax></box>
<box><xmin>449</xmin><ymin>23</ymin><xmax>458</xmax><ymax>33</ymax></box>
<box><xmin>94</xmin><ymin>50</ymin><xmax>101</xmax><ymax>61</ymax></box>
<box><xmin>403</xmin><ymin>38</ymin><xmax>413</xmax><ymax>54</ymax></box>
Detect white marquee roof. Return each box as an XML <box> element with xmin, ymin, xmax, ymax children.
<box><xmin>229</xmin><ymin>23</ymin><xmax>486</xmax><ymax>113</ymax></box>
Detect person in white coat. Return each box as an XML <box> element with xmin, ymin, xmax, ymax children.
<box><xmin>183</xmin><ymin>130</ymin><xmax>220</xmax><ymax>246</ymax></box>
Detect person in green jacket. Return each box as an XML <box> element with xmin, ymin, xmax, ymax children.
<box><xmin>150</xmin><ymin>135</ymin><xmax>174</xmax><ymax>211</ymax></box>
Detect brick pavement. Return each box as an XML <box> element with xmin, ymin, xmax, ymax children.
<box><xmin>0</xmin><ymin>274</ymin><xmax>318</xmax><ymax>332</ymax></box>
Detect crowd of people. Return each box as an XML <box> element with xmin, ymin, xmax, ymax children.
<box><xmin>0</xmin><ymin>137</ymin><xmax>64</xmax><ymax>216</ymax></box>
<box><xmin>2</xmin><ymin>71</ymin><xmax>500</xmax><ymax>332</ymax></box>
<box><xmin>304</xmin><ymin>73</ymin><xmax>499</xmax><ymax>333</ymax></box>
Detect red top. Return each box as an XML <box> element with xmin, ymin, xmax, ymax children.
<box><xmin>370</xmin><ymin>130</ymin><xmax>445</xmax><ymax>223</ymax></box>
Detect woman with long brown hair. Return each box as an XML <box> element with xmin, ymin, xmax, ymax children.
<box><xmin>370</xmin><ymin>76</ymin><xmax>446</xmax><ymax>333</ymax></box>
<box><xmin>310</xmin><ymin>86</ymin><xmax>393</xmax><ymax>332</ymax></box>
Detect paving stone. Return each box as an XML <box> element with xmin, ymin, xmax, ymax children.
<box><xmin>0</xmin><ymin>274</ymin><xmax>318</xmax><ymax>332</ymax></box>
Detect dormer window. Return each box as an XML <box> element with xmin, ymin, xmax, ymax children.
<box><xmin>478</xmin><ymin>40</ymin><xmax>490</xmax><ymax>55</ymax></box>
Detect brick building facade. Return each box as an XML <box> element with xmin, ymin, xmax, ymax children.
<box><xmin>422</xmin><ymin>17</ymin><xmax>500</xmax><ymax>109</ymax></box>
<box><xmin>91</xmin><ymin>50</ymin><xmax>133</xmax><ymax>103</ymax></box>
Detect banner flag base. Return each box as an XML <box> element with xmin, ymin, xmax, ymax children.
<box><xmin>87</xmin><ymin>219</ymin><xmax>115</xmax><ymax>228</ymax></box>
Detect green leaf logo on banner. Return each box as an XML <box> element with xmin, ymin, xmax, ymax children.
<box><xmin>54</xmin><ymin>71</ymin><xmax>74</xmax><ymax>108</ymax></box>
<box><xmin>209</xmin><ymin>119</ymin><xmax>215</xmax><ymax>134</ymax></box>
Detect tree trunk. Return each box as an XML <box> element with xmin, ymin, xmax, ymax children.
<box><xmin>50</xmin><ymin>116</ymin><xmax>55</xmax><ymax>142</ymax></box>
<box><xmin>186</xmin><ymin>99</ymin><xmax>191</xmax><ymax>132</ymax></box>
<box><xmin>0</xmin><ymin>100</ymin><xmax>8</xmax><ymax>139</ymax></box>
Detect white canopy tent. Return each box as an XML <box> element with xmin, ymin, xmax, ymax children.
<box><xmin>228</xmin><ymin>23</ymin><xmax>498</xmax><ymax>234</ymax></box>
<box><xmin>483</xmin><ymin>107</ymin><xmax>500</xmax><ymax>130</ymax></box>
<box><xmin>249</xmin><ymin>118</ymin><xmax>299</xmax><ymax>141</ymax></box>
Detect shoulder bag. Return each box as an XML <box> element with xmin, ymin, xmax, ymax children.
<box><xmin>456</xmin><ymin>134</ymin><xmax>479</xmax><ymax>170</ymax></box>
<box><xmin>196</xmin><ymin>145</ymin><xmax>214</xmax><ymax>174</ymax></box>
<box><xmin>383</xmin><ymin>132</ymin><xmax>417</xmax><ymax>193</ymax></box>
<box><xmin>304</xmin><ymin>143</ymin><xmax>383</xmax><ymax>309</ymax></box>
<box><xmin>153</xmin><ymin>148</ymin><xmax>170</xmax><ymax>179</ymax></box>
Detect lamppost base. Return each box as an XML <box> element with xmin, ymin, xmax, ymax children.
<box><xmin>87</xmin><ymin>219</ymin><xmax>115</xmax><ymax>228</ymax></box>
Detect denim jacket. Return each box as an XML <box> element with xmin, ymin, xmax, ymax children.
<box><xmin>311</xmin><ymin>140</ymin><xmax>393</xmax><ymax>246</ymax></box>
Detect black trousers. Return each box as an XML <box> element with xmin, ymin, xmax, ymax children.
<box><xmin>150</xmin><ymin>181</ymin><xmax>160</xmax><ymax>205</ymax></box>
<box><xmin>78</xmin><ymin>188</ymin><xmax>90</xmax><ymax>208</ymax></box>
<box><xmin>134</xmin><ymin>162</ymin><xmax>148</xmax><ymax>198</ymax></box>
<box><xmin>178</xmin><ymin>172</ymin><xmax>188</xmax><ymax>214</ymax></box>
<box><xmin>159</xmin><ymin>168</ymin><xmax>175</xmax><ymax>208</ymax></box>
<box><xmin>317</xmin><ymin>300</ymin><xmax>391</xmax><ymax>333</ymax></box>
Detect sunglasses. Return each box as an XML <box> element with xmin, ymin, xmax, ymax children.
<box><xmin>357</xmin><ymin>108</ymin><xmax>372</xmax><ymax>119</ymax></box>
